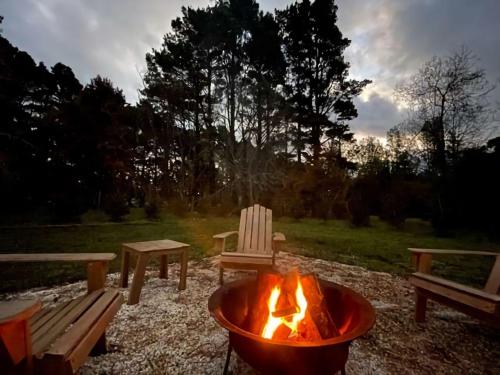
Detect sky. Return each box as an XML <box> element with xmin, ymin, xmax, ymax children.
<box><xmin>2</xmin><ymin>0</ymin><xmax>500</xmax><ymax>138</ymax></box>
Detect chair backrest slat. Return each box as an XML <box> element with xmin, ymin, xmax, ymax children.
<box><xmin>237</xmin><ymin>208</ymin><xmax>247</xmax><ymax>252</ymax></box>
<box><xmin>243</xmin><ymin>206</ymin><xmax>254</xmax><ymax>252</ymax></box>
<box><xmin>258</xmin><ymin>205</ymin><xmax>266</xmax><ymax>253</ymax></box>
<box><xmin>484</xmin><ymin>255</ymin><xmax>500</xmax><ymax>294</ymax></box>
<box><xmin>251</xmin><ymin>204</ymin><xmax>260</xmax><ymax>252</ymax></box>
<box><xmin>236</xmin><ymin>204</ymin><xmax>273</xmax><ymax>254</ymax></box>
<box><xmin>265</xmin><ymin>208</ymin><xmax>272</xmax><ymax>252</ymax></box>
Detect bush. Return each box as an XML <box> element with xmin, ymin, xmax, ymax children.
<box><xmin>103</xmin><ymin>193</ymin><xmax>130</xmax><ymax>222</ymax></box>
<box><xmin>167</xmin><ymin>198</ymin><xmax>189</xmax><ymax>217</ymax></box>
<box><xmin>144</xmin><ymin>199</ymin><xmax>161</xmax><ymax>220</ymax></box>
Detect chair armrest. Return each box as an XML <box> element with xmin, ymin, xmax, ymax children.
<box><xmin>409</xmin><ymin>248</ymin><xmax>499</xmax><ymax>257</ymax></box>
<box><xmin>272</xmin><ymin>232</ymin><xmax>286</xmax><ymax>254</ymax></box>
<box><xmin>213</xmin><ymin>231</ymin><xmax>238</xmax><ymax>252</ymax></box>
<box><xmin>213</xmin><ymin>231</ymin><xmax>238</xmax><ymax>240</ymax></box>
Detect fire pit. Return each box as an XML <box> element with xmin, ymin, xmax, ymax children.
<box><xmin>208</xmin><ymin>274</ymin><xmax>375</xmax><ymax>375</ymax></box>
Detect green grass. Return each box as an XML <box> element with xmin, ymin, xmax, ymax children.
<box><xmin>0</xmin><ymin>212</ymin><xmax>498</xmax><ymax>293</ymax></box>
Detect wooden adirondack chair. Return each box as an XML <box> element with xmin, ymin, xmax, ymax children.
<box><xmin>408</xmin><ymin>248</ymin><xmax>500</xmax><ymax>327</ymax></box>
<box><xmin>214</xmin><ymin>204</ymin><xmax>286</xmax><ymax>284</ymax></box>
<box><xmin>0</xmin><ymin>253</ymin><xmax>123</xmax><ymax>374</ymax></box>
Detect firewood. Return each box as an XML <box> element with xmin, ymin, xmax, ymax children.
<box><xmin>272</xmin><ymin>306</ymin><xmax>299</xmax><ymax>318</ymax></box>
<box><xmin>300</xmin><ymin>273</ymin><xmax>340</xmax><ymax>338</ymax></box>
<box><xmin>246</xmin><ymin>272</ymin><xmax>283</xmax><ymax>335</ymax></box>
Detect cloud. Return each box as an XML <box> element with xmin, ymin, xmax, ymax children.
<box><xmin>350</xmin><ymin>93</ymin><xmax>403</xmax><ymax>138</ymax></box>
<box><xmin>2</xmin><ymin>0</ymin><xmax>499</xmax><ymax>137</ymax></box>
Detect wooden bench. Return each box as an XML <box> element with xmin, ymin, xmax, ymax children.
<box><xmin>0</xmin><ymin>253</ymin><xmax>116</xmax><ymax>293</ymax></box>
<box><xmin>408</xmin><ymin>248</ymin><xmax>500</xmax><ymax>327</ymax></box>
<box><xmin>31</xmin><ymin>289</ymin><xmax>123</xmax><ymax>374</ymax></box>
<box><xmin>0</xmin><ymin>253</ymin><xmax>123</xmax><ymax>374</ymax></box>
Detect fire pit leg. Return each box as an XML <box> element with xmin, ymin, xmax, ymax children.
<box><xmin>223</xmin><ymin>341</ymin><xmax>232</xmax><ymax>375</ymax></box>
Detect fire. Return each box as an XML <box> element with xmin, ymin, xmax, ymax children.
<box><xmin>261</xmin><ymin>278</ymin><xmax>308</xmax><ymax>339</ymax></box>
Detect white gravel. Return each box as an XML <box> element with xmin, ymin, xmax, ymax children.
<box><xmin>7</xmin><ymin>252</ymin><xmax>500</xmax><ymax>374</ymax></box>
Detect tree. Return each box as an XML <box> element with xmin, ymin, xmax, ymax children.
<box><xmin>396</xmin><ymin>47</ymin><xmax>496</xmax><ymax>165</ymax></box>
<box><xmin>396</xmin><ymin>48</ymin><xmax>496</xmax><ymax>233</ymax></box>
<box><xmin>277</xmin><ymin>0</ymin><xmax>370</xmax><ymax>163</ymax></box>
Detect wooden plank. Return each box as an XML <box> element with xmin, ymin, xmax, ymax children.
<box><xmin>220</xmin><ymin>255</ymin><xmax>273</xmax><ymax>266</ymax></box>
<box><xmin>128</xmin><ymin>254</ymin><xmax>150</xmax><ymax>305</ymax></box>
<box><xmin>87</xmin><ymin>261</ymin><xmax>107</xmax><ymax>293</ymax></box>
<box><xmin>159</xmin><ymin>255</ymin><xmax>168</xmax><ymax>279</ymax></box>
<box><xmin>484</xmin><ymin>255</ymin><xmax>500</xmax><ymax>294</ymax></box>
<box><xmin>31</xmin><ymin>301</ymin><xmax>71</xmax><ymax>335</ymax></box>
<box><xmin>0</xmin><ymin>253</ymin><xmax>116</xmax><ymax>262</ymax></box>
<box><xmin>48</xmin><ymin>290</ymin><xmax>120</xmax><ymax>357</ymax></box>
<box><xmin>409</xmin><ymin>274</ymin><xmax>498</xmax><ymax>314</ymax></box>
<box><xmin>265</xmin><ymin>209</ymin><xmax>272</xmax><ymax>253</ymax></box>
<box><xmin>408</xmin><ymin>248</ymin><xmax>499</xmax><ymax>256</ymax></box>
<box><xmin>412</xmin><ymin>273</ymin><xmax>500</xmax><ymax>301</ymax></box>
<box><xmin>243</xmin><ymin>206</ymin><xmax>254</xmax><ymax>252</ymax></box>
<box><xmin>237</xmin><ymin>208</ymin><xmax>247</xmax><ymax>252</ymax></box>
<box><xmin>213</xmin><ymin>231</ymin><xmax>238</xmax><ymax>239</ymax></box>
<box><xmin>416</xmin><ymin>254</ymin><xmax>432</xmax><ymax>274</ymax></box>
<box><xmin>251</xmin><ymin>204</ymin><xmax>260</xmax><ymax>252</ymax></box>
<box><xmin>221</xmin><ymin>252</ymin><xmax>273</xmax><ymax>259</ymax></box>
<box><xmin>258</xmin><ymin>205</ymin><xmax>266</xmax><ymax>253</ymax></box>
<box><xmin>65</xmin><ymin>293</ymin><xmax>122</xmax><ymax>372</ymax></box>
<box><xmin>32</xmin><ymin>291</ymin><xmax>103</xmax><ymax>357</ymax></box>
<box><xmin>122</xmin><ymin>239</ymin><xmax>190</xmax><ymax>252</ymax></box>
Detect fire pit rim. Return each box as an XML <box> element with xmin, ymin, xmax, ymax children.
<box><xmin>208</xmin><ymin>276</ymin><xmax>376</xmax><ymax>348</ymax></box>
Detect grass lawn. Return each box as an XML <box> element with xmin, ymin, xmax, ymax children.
<box><xmin>0</xmin><ymin>209</ymin><xmax>498</xmax><ymax>293</ymax></box>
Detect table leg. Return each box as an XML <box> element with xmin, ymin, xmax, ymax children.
<box><xmin>179</xmin><ymin>248</ymin><xmax>188</xmax><ymax>291</ymax></box>
<box><xmin>159</xmin><ymin>255</ymin><xmax>168</xmax><ymax>279</ymax></box>
<box><xmin>119</xmin><ymin>250</ymin><xmax>130</xmax><ymax>288</ymax></box>
<box><xmin>128</xmin><ymin>254</ymin><xmax>150</xmax><ymax>305</ymax></box>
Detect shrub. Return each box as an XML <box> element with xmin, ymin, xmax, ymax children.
<box><xmin>103</xmin><ymin>193</ymin><xmax>130</xmax><ymax>222</ymax></box>
<box><xmin>144</xmin><ymin>199</ymin><xmax>161</xmax><ymax>220</ymax></box>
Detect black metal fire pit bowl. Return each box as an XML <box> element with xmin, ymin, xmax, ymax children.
<box><xmin>208</xmin><ymin>277</ymin><xmax>376</xmax><ymax>375</ymax></box>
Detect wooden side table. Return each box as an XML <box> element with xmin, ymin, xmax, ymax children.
<box><xmin>0</xmin><ymin>299</ymin><xmax>41</xmax><ymax>374</ymax></box>
<box><xmin>119</xmin><ymin>239</ymin><xmax>190</xmax><ymax>305</ymax></box>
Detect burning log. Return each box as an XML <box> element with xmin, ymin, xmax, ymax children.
<box><xmin>301</xmin><ymin>273</ymin><xmax>340</xmax><ymax>338</ymax></box>
<box><xmin>246</xmin><ymin>272</ymin><xmax>282</xmax><ymax>335</ymax></box>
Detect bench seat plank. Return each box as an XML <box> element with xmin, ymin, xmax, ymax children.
<box><xmin>0</xmin><ymin>253</ymin><xmax>116</xmax><ymax>262</ymax></box>
<box><xmin>32</xmin><ymin>291</ymin><xmax>103</xmax><ymax>357</ymax></box>
<box><xmin>409</xmin><ymin>272</ymin><xmax>499</xmax><ymax>314</ymax></box>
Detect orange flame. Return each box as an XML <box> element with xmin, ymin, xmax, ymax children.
<box><xmin>261</xmin><ymin>278</ymin><xmax>308</xmax><ymax>339</ymax></box>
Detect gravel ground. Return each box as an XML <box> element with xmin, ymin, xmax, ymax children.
<box><xmin>6</xmin><ymin>252</ymin><xmax>500</xmax><ymax>374</ymax></box>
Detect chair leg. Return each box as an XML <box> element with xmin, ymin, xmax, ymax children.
<box><xmin>219</xmin><ymin>266</ymin><xmax>224</xmax><ymax>285</ymax></box>
<box><xmin>415</xmin><ymin>291</ymin><xmax>427</xmax><ymax>323</ymax></box>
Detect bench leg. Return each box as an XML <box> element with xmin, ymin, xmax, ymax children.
<box><xmin>128</xmin><ymin>254</ymin><xmax>150</xmax><ymax>305</ymax></box>
<box><xmin>91</xmin><ymin>333</ymin><xmax>107</xmax><ymax>356</ymax></box>
<box><xmin>87</xmin><ymin>261</ymin><xmax>107</xmax><ymax>293</ymax></box>
<box><xmin>119</xmin><ymin>250</ymin><xmax>130</xmax><ymax>288</ymax></box>
<box><xmin>159</xmin><ymin>255</ymin><xmax>168</xmax><ymax>279</ymax></box>
<box><xmin>179</xmin><ymin>249</ymin><xmax>188</xmax><ymax>290</ymax></box>
<box><xmin>415</xmin><ymin>290</ymin><xmax>427</xmax><ymax>323</ymax></box>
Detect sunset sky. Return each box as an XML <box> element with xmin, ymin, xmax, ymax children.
<box><xmin>3</xmin><ymin>0</ymin><xmax>499</xmax><ymax>137</ymax></box>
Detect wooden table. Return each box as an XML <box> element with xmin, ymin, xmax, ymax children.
<box><xmin>119</xmin><ymin>240</ymin><xmax>190</xmax><ymax>305</ymax></box>
<box><xmin>0</xmin><ymin>299</ymin><xmax>41</xmax><ymax>374</ymax></box>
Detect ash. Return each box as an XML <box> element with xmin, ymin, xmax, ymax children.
<box><xmin>7</xmin><ymin>252</ymin><xmax>499</xmax><ymax>374</ymax></box>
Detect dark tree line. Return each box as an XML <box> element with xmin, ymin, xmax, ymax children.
<box><xmin>1</xmin><ymin>3</ymin><xmax>499</xmax><ymax>237</ymax></box>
